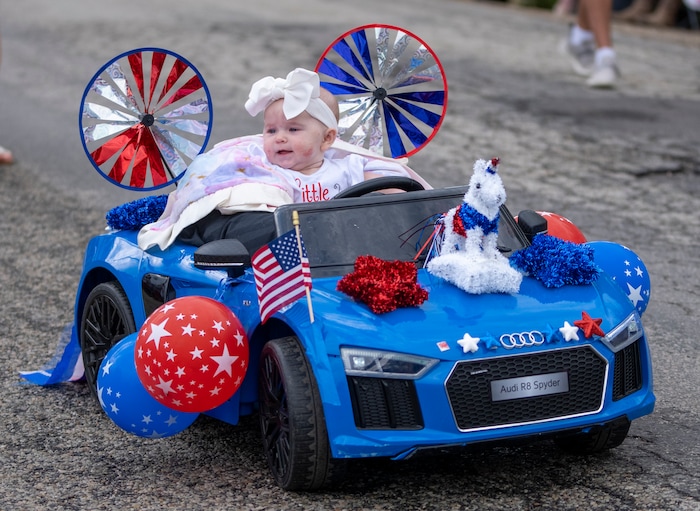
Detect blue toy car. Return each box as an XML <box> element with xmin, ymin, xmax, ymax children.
<box><xmin>75</xmin><ymin>176</ymin><xmax>655</xmax><ymax>490</ymax></box>
<box><xmin>70</xmin><ymin>30</ymin><xmax>654</xmax><ymax>490</ymax></box>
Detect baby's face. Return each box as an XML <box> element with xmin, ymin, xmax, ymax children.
<box><xmin>262</xmin><ymin>100</ymin><xmax>334</xmax><ymax>174</ymax></box>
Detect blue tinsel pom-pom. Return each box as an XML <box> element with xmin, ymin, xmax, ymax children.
<box><xmin>105</xmin><ymin>195</ymin><xmax>168</xmax><ymax>231</ymax></box>
<box><xmin>510</xmin><ymin>234</ymin><xmax>600</xmax><ymax>288</ymax></box>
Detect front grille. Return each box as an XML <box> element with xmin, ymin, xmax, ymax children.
<box><xmin>347</xmin><ymin>376</ymin><xmax>423</xmax><ymax>430</ymax></box>
<box><xmin>446</xmin><ymin>346</ymin><xmax>606</xmax><ymax>431</ymax></box>
<box><xmin>612</xmin><ymin>340</ymin><xmax>642</xmax><ymax>401</ymax></box>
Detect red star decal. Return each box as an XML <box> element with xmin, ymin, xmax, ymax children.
<box><xmin>574</xmin><ymin>311</ymin><xmax>604</xmax><ymax>338</ymax></box>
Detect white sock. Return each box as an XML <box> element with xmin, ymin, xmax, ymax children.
<box><xmin>570</xmin><ymin>25</ymin><xmax>594</xmax><ymax>46</ymax></box>
<box><xmin>594</xmin><ymin>47</ymin><xmax>616</xmax><ymax>66</ymax></box>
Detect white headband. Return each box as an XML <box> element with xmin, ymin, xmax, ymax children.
<box><xmin>244</xmin><ymin>68</ymin><xmax>338</xmax><ymax>130</ymax></box>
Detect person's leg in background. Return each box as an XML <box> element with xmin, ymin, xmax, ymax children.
<box><xmin>563</xmin><ymin>0</ymin><xmax>620</xmax><ymax>88</ymax></box>
<box><xmin>579</xmin><ymin>0</ymin><xmax>620</xmax><ymax>88</ymax></box>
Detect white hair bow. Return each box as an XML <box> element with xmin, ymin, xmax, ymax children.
<box><xmin>244</xmin><ymin>68</ymin><xmax>338</xmax><ymax>129</ymax></box>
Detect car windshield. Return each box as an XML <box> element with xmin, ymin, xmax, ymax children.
<box><xmin>274</xmin><ymin>187</ymin><xmax>529</xmax><ymax>278</ymax></box>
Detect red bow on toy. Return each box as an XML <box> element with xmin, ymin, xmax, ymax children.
<box><xmin>337</xmin><ymin>255</ymin><xmax>429</xmax><ymax>314</ymax></box>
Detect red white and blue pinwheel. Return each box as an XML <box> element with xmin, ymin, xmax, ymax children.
<box><xmin>79</xmin><ymin>48</ymin><xmax>212</xmax><ymax>190</ymax></box>
<box><xmin>316</xmin><ymin>24</ymin><xmax>448</xmax><ymax>159</ymax></box>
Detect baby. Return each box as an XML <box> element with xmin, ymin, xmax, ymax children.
<box><xmin>245</xmin><ymin>67</ymin><xmax>413</xmax><ymax>202</ymax></box>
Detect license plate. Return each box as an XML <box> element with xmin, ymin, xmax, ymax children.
<box><xmin>490</xmin><ymin>371</ymin><xmax>569</xmax><ymax>402</ymax></box>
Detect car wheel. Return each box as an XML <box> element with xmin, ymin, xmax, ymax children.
<box><xmin>79</xmin><ymin>281</ymin><xmax>136</xmax><ymax>399</ymax></box>
<box><xmin>554</xmin><ymin>418</ymin><xmax>631</xmax><ymax>455</ymax></box>
<box><xmin>258</xmin><ymin>336</ymin><xmax>346</xmax><ymax>490</ymax></box>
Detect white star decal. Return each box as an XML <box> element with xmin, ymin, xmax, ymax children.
<box><xmin>190</xmin><ymin>346</ymin><xmax>204</xmax><ymax>359</ymax></box>
<box><xmin>211</xmin><ymin>345</ymin><xmax>240</xmax><ymax>377</ymax></box>
<box><xmin>559</xmin><ymin>321</ymin><xmax>580</xmax><ymax>341</ymax></box>
<box><xmin>162</xmin><ymin>303</ymin><xmax>175</xmax><ymax>313</ymax></box>
<box><xmin>181</xmin><ymin>323</ymin><xmax>196</xmax><ymax>336</ymax></box>
<box><xmin>146</xmin><ymin>318</ymin><xmax>172</xmax><ymax>350</ymax></box>
<box><xmin>155</xmin><ymin>376</ymin><xmax>176</xmax><ymax>395</ymax></box>
<box><xmin>457</xmin><ymin>333</ymin><xmax>480</xmax><ymax>353</ymax></box>
<box><xmin>101</xmin><ymin>358</ymin><xmax>114</xmax><ymax>376</ymax></box>
<box><xmin>234</xmin><ymin>331</ymin><xmax>246</xmax><ymax>347</ymax></box>
<box><xmin>627</xmin><ymin>283</ymin><xmax>644</xmax><ymax>307</ymax></box>
<box><xmin>165</xmin><ymin>415</ymin><xmax>178</xmax><ymax>427</ymax></box>
<box><xmin>97</xmin><ymin>385</ymin><xmax>105</xmax><ymax>408</ymax></box>
<box><xmin>142</xmin><ymin>415</ymin><xmax>153</xmax><ymax>424</ymax></box>
<box><xmin>212</xmin><ymin>320</ymin><xmax>225</xmax><ymax>333</ymax></box>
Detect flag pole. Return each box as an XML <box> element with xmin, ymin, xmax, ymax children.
<box><xmin>293</xmin><ymin>210</ymin><xmax>314</xmax><ymax>323</ymax></box>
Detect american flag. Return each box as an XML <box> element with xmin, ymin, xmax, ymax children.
<box><xmin>252</xmin><ymin>228</ymin><xmax>312</xmax><ymax>323</ymax></box>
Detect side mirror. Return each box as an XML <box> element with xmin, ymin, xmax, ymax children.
<box><xmin>194</xmin><ymin>239</ymin><xmax>251</xmax><ymax>278</ymax></box>
<box><xmin>517</xmin><ymin>210</ymin><xmax>548</xmax><ymax>242</ymax></box>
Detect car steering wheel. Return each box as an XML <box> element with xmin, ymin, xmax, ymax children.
<box><xmin>333</xmin><ymin>176</ymin><xmax>425</xmax><ymax>199</ymax></box>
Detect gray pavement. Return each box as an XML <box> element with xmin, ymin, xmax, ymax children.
<box><xmin>1</xmin><ymin>0</ymin><xmax>700</xmax><ymax>509</ymax></box>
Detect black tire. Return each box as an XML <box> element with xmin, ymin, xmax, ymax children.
<box><xmin>258</xmin><ymin>336</ymin><xmax>346</xmax><ymax>490</ymax></box>
<box><xmin>79</xmin><ymin>281</ymin><xmax>136</xmax><ymax>400</ymax></box>
<box><xmin>554</xmin><ymin>418</ymin><xmax>631</xmax><ymax>455</ymax></box>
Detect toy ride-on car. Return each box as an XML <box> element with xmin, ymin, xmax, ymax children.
<box><xmin>67</xmin><ymin>28</ymin><xmax>654</xmax><ymax>491</ymax></box>
<box><xmin>75</xmin><ymin>174</ymin><xmax>654</xmax><ymax>490</ymax></box>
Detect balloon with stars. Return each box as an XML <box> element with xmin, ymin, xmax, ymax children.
<box><xmin>586</xmin><ymin>241</ymin><xmax>651</xmax><ymax>315</ymax></box>
<box><xmin>134</xmin><ymin>296</ymin><xmax>249</xmax><ymax>413</ymax></box>
<box><xmin>97</xmin><ymin>333</ymin><xmax>199</xmax><ymax>438</ymax></box>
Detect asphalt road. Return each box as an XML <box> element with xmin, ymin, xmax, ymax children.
<box><xmin>1</xmin><ymin>0</ymin><xmax>699</xmax><ymax>510</ymax></box>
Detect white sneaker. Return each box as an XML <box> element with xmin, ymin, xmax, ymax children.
<box><xmin>586</xmin><ymin>54</ymin><xmax>620</xmax><ymax>88</ymax></box>
<box><xmin>560</xmin><ymin>38</ymin><xmax>595</xmax><ymax>76</ymax></box>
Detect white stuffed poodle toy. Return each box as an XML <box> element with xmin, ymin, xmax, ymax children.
<box><xmin>427</xmin><ymin>158</ymin><xmax>523</xmax><ymax>294</ymax></box>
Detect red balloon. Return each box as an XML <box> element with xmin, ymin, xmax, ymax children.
<box><xmin>537</xmin><ymin>211</ymin><xmax>587</xmax><ymax>244</ymax></box>
<box><xmin>134</xmin><ymin>296</ymin><xmax>249</xmax><ymax>413</ymax></box>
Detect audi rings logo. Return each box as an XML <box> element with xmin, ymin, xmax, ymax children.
<box><xmin>499</xmin><ymin>330</ymin><xmax>545</xmax><ymax>349</ymax></box>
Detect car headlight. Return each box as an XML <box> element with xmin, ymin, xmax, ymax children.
<box><xmin>602</xmin><ymin>312</ymin><xmax>643</xmax><ymax>352</ymax></box>
<box><xmin>340</xmin><ymin>347</ymin><xmax>438</xmax><ymax>379</ymax></box>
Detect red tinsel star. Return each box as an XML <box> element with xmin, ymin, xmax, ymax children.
<box><xmin>574</xmin><ymin>311</ymin><xmax>604</xmax><ymax>338</ymax></box>
<box><xmin>337</xmin><ymin>255</ymin><xmax>429</xmax><ymax>314</ymax></box>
